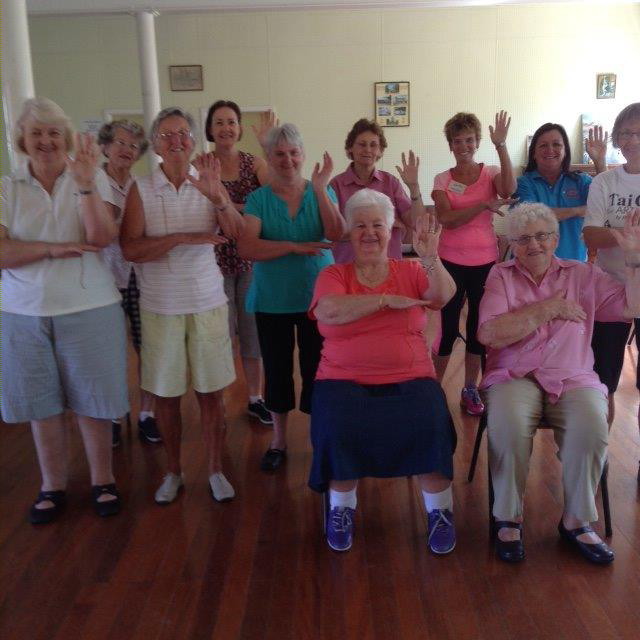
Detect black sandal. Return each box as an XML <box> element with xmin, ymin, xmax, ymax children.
<box><xmin>29</xmin><ymin>490</ymin><xmax>66</xmax><ymax>525</ymax></box>
<box><xmin>494</xmin><ymin>520</ymin><xmax>525</xmax><ymax>563</ymax></box>
<box><xmin>92</xmin><ymin>484</ymin><xmax>121</xmax><ymax>518</ymax></box>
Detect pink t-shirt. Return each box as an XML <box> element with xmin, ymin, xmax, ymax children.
<box><xmin>478</xmin><ymin>257</ymin><xmax>628</xmax><ymax>401</ymax></box>
<box><xmin>309</xmin><ymin>260</ymin><xmax>436</xmax><ymax>384</ymax></box>
<box><xmin>432</xmin><ymin>164</ymin><xmax>500</xmax><ymax>266</ymax></box>
<box><xmin>329</xmin><ymin>164</ymin><xmax>412</xmax><ymax>263</ymax></box>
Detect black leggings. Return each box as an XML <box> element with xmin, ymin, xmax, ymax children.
<box><xmin>254</xmin><ymin>312</ymin><xmax>323</xmax><ymax>415</ymax></box>
<box><xmin>437</xmin><ymin>259</ymin><xmax>495</xmax><ymax>357</ymax></box>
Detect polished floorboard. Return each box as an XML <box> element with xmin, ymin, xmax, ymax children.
<box><xmin>1</xmin><ymin>319</ymin><xmax>639</xmax><ymax>640</ymax></box>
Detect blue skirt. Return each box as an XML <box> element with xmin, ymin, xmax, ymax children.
<box><xmin>308</xmin><ymin>378</ymin><xmax>456</xmax><ymax>493</ymax></box>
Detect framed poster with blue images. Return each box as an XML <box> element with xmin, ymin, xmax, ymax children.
<box><xmin>374</xmin><ymin>82</ymin><xmax>410</xmax><ymax>127</ymax></box>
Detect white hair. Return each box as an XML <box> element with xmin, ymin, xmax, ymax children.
<box><xmin>150</xmin><ymin>106</ymin><xmax>196</xmax><ymax>141</ymax></box>
<box><xmin>344</xmin><ymin>189</ymin><xmax>395</xmax><ymax>230</ymax></box>
<box><xmin>506</xmin><ymin>202</ymin><xmax>559</xmax><ymax>239</ymax></box>
<box><xmin>264</xmin><ymin>123</ymin><xmax>304</xmax><ymax>155</ymax></box>
<box><xmin>14</xmin><ymin>97</ymin><xmax>75</xmax><ymax>154</ymax></box>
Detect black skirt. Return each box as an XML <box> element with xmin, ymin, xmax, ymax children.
<box><xmin>308</xmin><ymin>377</ymin><xmax>456</xmax><ymax>493</ymax></box>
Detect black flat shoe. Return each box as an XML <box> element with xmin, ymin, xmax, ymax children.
<box><xmin>92</xmin><ymin>484</ymin><xmax>121</xmax><ymax>518</ymax></box>
<box><xmin>494</xmin><ymin>521</ymin><xmax>525</xmax><ymax>563</ymax></box>
<box><xmin>29</xmin><ymin>490</ymin><xmax>66</xmax><ymax>525</ymax></box>
<box><xmin>558</xmin><ymin>521</ymin><xmax>614</xmax><ymax>565</ymax></box>
<box><xmin>260</xmin><ymin>448</ymin><xmax>286</xmax><ymax>472</ymax></box>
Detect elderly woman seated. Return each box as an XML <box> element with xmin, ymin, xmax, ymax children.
<box><xmin>478</xmin><ymin>202</ymin><xmax>640</xmax><ymax>564</ymax></box>
<box><xmin>308</xmin><ymin>189</ymin><xmax>458</xmax><ymax>554</ymax></box>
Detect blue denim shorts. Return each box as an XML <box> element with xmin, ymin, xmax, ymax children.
<box><xmin>1</xmin><ymin>303</ymin><xmax>129</xmax><ymax>423</ymax></box>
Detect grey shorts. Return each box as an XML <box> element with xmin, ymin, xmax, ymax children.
<box><xmin>223</xmin><ymin>271</ymin><xmax>261</xmax><ymax>359</ymax></box>
<box><xmin>1</xmin><ymin>303</ymin><xmax>129</xmax><ymax>423</ymax></box>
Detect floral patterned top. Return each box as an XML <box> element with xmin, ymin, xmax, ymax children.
<box><xmin>214</xmin><ymin>150</ymin><xmax>261</xmax><ymax>275</ymax></box>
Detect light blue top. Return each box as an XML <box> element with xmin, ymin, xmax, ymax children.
<box><xmin>244</xmin><ymin>182</ymin><xmax>336</xmax><ymax>313</ymax></box>
<box><xmin>514</xmin><ymin>170</ymin><xmax>592</xmax><ymax>261</ymax></box>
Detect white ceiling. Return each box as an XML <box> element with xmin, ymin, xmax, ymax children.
<box><xmin>26</xmin><ymin>0</ymin><xmax>635</xmax><ymax>17</ymax></box>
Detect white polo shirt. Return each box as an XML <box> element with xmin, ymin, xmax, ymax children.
<box><xmin>1</xmin><ymin>161</ymin><xmax>121</xmax><ymax>316</ymax></box>
<box><xmin>135</xmin><ymin>165</ymin><xmax>227</xmax><ymax>315</ymax></box>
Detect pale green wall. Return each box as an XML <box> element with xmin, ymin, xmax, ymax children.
<box><xmin>7</xmin><ymin>3</ymin><xmax>640</xmax><ymax>191</ymax></box>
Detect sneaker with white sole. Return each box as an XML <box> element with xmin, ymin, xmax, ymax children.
<box><xmin>427</xmin><ymin>508</ymin><xmax>456</xmax><ymax>554</ymax></box>
<box><xmin>209</xmin><ymin>473</ymin><xmax>235</xmax><ymax>502</ymax></box>
<box><xmin>154</xmin><ymin>473</ymin><xmax>184</xmax><ymax>505</ymax></box>
<box><xmin>326</xmin><ymin>506</ymin><xmax>355</xmax><ymax>552</ymax></box>
<box><xmin>247</xmin><ymin>399</ymin><xmax>273</xmax><ymax>425</ymax></box>
<box><xmin>460</xmin><ymin>386</ymin><xmax>484</xmax><ymax>416</ymax></box>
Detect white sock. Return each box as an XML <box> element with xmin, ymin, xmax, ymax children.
<box><xmin>249</xmin><ymin>395</ymin><xmax>263</xmax><ymax>404</ymax></box>
<box><xmin>422</xmin><ymin>486</ymin><xmax>453</xmax><ymax>513</ymax></box>
<box><xmin>330</xmin><ymin>488</ymin><xmax>357</xmax><ymax>510</ymax></box>
<box><xmin>139</xmin><ymin>411</ymin><xmax>154</xmax><ymax>421</ymax></box>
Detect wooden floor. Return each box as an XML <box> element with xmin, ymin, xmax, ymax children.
<box><xmin>1</xmin><ymin>323</ymin><xmax>639</xmax><ymax>640</ymax></box>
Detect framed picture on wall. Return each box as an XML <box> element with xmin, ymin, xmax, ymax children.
<box><xmin>596</xmin><ymin>73</ymin><xmax>616</xmax><ymax>99</ymax></box>
<box><xmin>169</xmin><ymin>65</ymin><xmax>203</xmax><ymax>91</ymax></box>
<box><xmin>374</xmin><ymin>82</ymin><xmax>410</xmax><ymax>127</ymax></box>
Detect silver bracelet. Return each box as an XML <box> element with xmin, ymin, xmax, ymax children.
<box><xmin>420</xmin><ymin>256</ymin><xmax>439</xmax><ymax>273</ymax></box>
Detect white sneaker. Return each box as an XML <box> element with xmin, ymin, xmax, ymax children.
<box><xmin>209</xmin><ymin>472</ymin><xmax>235</xmax><ymax>502</ymax></box>
<box><xmin>154</xmin><ymin>472</ymin><xmax>184</xmax><ymax>504</ymax></box>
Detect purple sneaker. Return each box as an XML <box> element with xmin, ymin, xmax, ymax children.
<box><xmin>461</xmin><ymin>386</ymin><xmax>484</xmax><ymax>416</ymax></box>
<box><xmin>427</xmin><ymin>509</ymin><xmax>456</xmax><ymax>554</ymax></box>
<box><xmin>326</xmin><ymin>506</ymin><xmax>355</xmax><ymax>552</ymax></box>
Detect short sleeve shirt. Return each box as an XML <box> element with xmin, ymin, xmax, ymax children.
<box><xmin>432</xmin><ymin>164</ymin><xmax>500</xmax><ymax>266</ymax></box>
<box><xmin>329</xmin><ymin>164</ymin><xmax>412</xmax><ymax>263</ymax></box>
<box><xmin>309</xmin><ymin>260</ymin><xmax>435</xmax><ymax>384</ymax></box>
<box><xmin>244</xmin><ymin>182</ymin><xmax>336</xmax><ymax>313</ymax></box>
<box><xmin>1</xmin><ymin>162</ymin><xmax>120</xmax><ymax>316</ymax></box>
<box><xmin>584</xmin><ymin>166</ymin><xmax>640</xmax><ymax>283</ymax></box>
<box><xmin>515</xmin><ymin>170</ymin><xmax>591</xmax><ymax>261</ymax></box>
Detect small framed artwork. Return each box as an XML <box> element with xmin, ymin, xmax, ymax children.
<box><xmin>596</xmin><ymin>73</ymin><xmax>616</xmax><ymax>100</ymax></box>
<box><xmin>169</xmin><ymin>65</ymin><xmax>203</xmax><ymax>92</ymax></box>
<box><xmin>374</xmin><ymin>82</ymin><xmax>409</xmax><ymax>127</ymax></box>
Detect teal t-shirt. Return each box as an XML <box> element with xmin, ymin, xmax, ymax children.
<box><xmin>244</xmin><ymin>182</ymin><xmax>336</xmax><ymax>313</ymax></box>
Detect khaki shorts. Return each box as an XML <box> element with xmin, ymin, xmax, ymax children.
<box><xmin>140</xmin><ymin>306</ymin><xmax>236</xmax><ymax>398</ymax></box>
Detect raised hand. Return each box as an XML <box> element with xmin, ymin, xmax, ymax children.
<box><xmin>585</xmin><ymin>125</ymin><xmax>608</xmax><ymax>166</ymax></box>
<box><xmin>188</xmin><ymin>153</ymin><xmax>229</xmax><ymax>206</ymax></box>
<box><xmin>611</xmin><ymin>208</ymin><xmax>640</xmax><ymax>256</ymax></box>
<box><xmin>395</xmin><ymin>150</ymin><xmax>420</xmax><ymax>188</ymax></box>
<box><xmin>48</xmin><ymin>242</ymin><xmax>100</xmax><ymax>259</ymax></box>
<box><xmin>413</xmin><ymin>210</ymin><xmax>441</xmax><ymax>258</ymax></box>
<box><xmin>311</xmin><ymin>152</ymin><xmax>333</xmax><ymax>191</ymax></box>
<box><xmin>291</xmin><ymin>241</ymin><xmax>333</xmax><ymax>256</ymax></box>
<box><xmin>489</xmin><ymin>110</ymin><xmax>511</xmax><ymax>147</ymax></box>
<box><xmin>67</xmin><ymin>133</ymin><xmax>99</xmax><ymax>188</ymax></box>
<box><xmin>384</xmin><ymin>294</ymin><xmax>431</xmax><ymax>310</ymax></box>
<box><xmin>486</xmin><ymin>197</ymin><xmax>518</xmax><ymax>215</ymax></box>
<box><xmin>251</xmin><ymin>110</ymin><xmax>279</xmax><ymax>149</ymax></box>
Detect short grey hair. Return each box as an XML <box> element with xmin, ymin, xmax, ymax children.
<box><xmin>344</xmin><ymin>189</ymin><xmax>395</xmax><ymax>230</ymax></box>
<box><xmin>150</xmin><ymin>107</ymin><xmax>196</xmax><ymax>141</ymax></box>
<box><xmin>98</xmin><ymin>119</ymin><xmax>149</xmax><ymax>155</ymax></box>
<box><xmin>506</xmin><ymin>202</ymin><xmax>559</xmax><ymax>239</ymax></box>
<box><xmin>14</xmin><ymin>96</ymin><xmax>75</xmax><ymax>154</ymax></box>
<box><xmin>612</xmin><ymin>102</ymin><xmax>640</xmax><ymax>148</ymax></box>
<box><xmin>264</xmin><ymin>123</ymin><xmax>304</xmax><ymax>156</ymax></box>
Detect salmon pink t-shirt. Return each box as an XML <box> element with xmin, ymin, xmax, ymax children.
<box><xmin>432</xmin><ymin>164</ymin><xmax>500</xmax><ymax>266</ymax></box>
<box><xmin>309</xmin><ymin>260</ymin><xmax>436</xmax><ymax>384</ymax></box>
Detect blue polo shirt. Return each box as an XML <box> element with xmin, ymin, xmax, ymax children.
<box><xmin>514</xmin><ymin>170</ymin><xmax>592</xmax><ymax>261</ymax></box>
<box><xmin>244</xmin><ymin>182</ymin><xmax>336</xmax><ymax>313</ymax></box>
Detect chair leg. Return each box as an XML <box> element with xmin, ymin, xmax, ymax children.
<box><xmin>488</xmin><ymin>458</ymin><xmax>495</xmax><ymax>539</ymax></box>
<box><xmin>125</xmin><ymin>412</ymin><xmax>132</xmax><ymax>435</ymax></box>
<box><xmin>600</xmin><ymin>461</ymin><xmax>612</xmax><ymax>538</ymax></box>
<box><xmin>321</xmin><ymin>491</ymin><xmax>329</xmax><ymax>536</ymax></box>
<box><xmin>468</xmin><ymin>413</ymin><xmax>487</xmax><ymax>482</ymax></box>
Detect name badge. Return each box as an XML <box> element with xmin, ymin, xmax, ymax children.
<box><xmin>448</xmin><ymin>180</ymin><xmax>466</xmax><ymax>194</ymax></box>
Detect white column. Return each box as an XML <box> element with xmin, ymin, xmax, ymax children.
<box><xmin>135</xmin><ymin>10</ymin><xmax>161</xmax><ymax>172</ymax></box>
<box><xmin>2</xmin><ymin>0</ymin><xmax>36</xmax><ymax>171</ymax></box>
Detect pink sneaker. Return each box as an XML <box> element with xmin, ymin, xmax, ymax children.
<box><xmin>461</xmin><ymin>386</ymin><xmax>484</xmax><ymax>416</ymax></box>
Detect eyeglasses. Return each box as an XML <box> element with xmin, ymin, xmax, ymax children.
<box><xmin>511</xmin><ymin>231</ymin><xmax>556</xmax><ymax>246</ymax></box>
<box><xmin>618</xmin><ymin>130</ymin><xmax>640</xmax><ymax>142</ymax></box>
<box><xmin>113</xmin><ymin>139</ymin><xmax>140</xmax><ymax>151</ymax></box>
<box><xmin>156</xmin><ymin>129</ymin><xmax>193</xmax><ymax>141</ymax></box>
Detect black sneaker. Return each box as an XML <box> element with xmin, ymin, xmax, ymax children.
<box><xmin>138</xmin><ymin>416</ymin><xmax>162</xmax><ymax>443</ymax></box>
<box><xmin>247</xmin><ymin>399</ymin><xmax>273</xmax><ymax>425</ymax></box>
<box><xmin>111</xmin><ymin>421</ymin><xmax>122</xmax><ymax>448</ymax></box>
